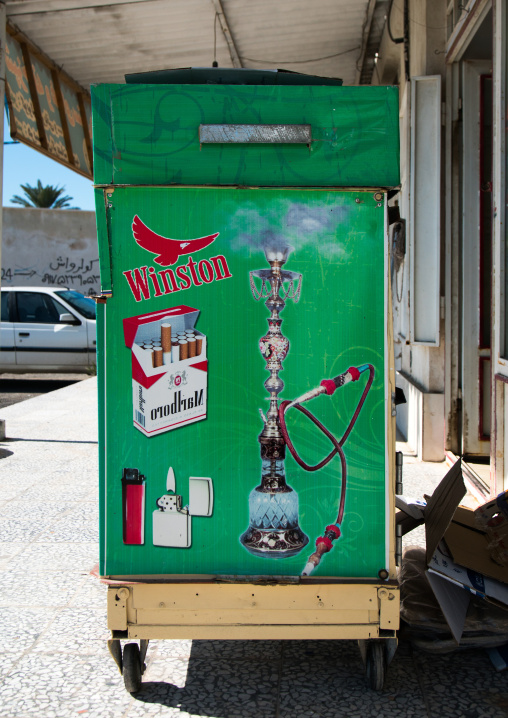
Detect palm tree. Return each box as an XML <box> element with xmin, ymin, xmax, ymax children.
<box><xmin>11</xmin><ymin>180</ymin><xmax>80</xmax><ymax>209</ymax></box>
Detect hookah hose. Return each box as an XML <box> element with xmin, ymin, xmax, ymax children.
<box><xmin>278</xmin><ymin>363</ymin><xmax>375</xmax><ymax>576</ymax></box>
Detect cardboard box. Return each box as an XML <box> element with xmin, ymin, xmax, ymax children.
<box><xmin>475</xmin><ymin>491</ymin><xmax>508</xmax><ymax>566</ymax></box>
<box><xmin>420</xmin><ymin>459</ymin><xmax>508</xmax><ymax>643</ymax></box>
<box><xmin>123</xmin><ymin>305</ymin><xmax>207</xmax><ymax>437</ymax></box>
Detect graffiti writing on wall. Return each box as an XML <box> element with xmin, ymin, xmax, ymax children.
<box><xmin>1</xmin><ymin>256</ymin><xmax>100</xmax><ymax>296</ymax></box>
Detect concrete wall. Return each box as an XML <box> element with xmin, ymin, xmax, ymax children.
<box><xmin>1</xmin><ymin>208</ymin><xmax>99</xmax><ymax>296</ymax></box>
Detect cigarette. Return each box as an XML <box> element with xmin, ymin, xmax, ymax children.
<box><xmin>196</xmin><ymin>335</ymin><xmax>203</xmax><ymax>355</ymax></box>
<box><xmin>154</xmin><ymin>347</ymin><xmax>163</xmax><ymax>367</ymax></box>
<box><xmin>163</xmin><ymin>352</ymin><xmax>172</xmax><ymax>365</ymax></box>
<box><xmin>171</xmin><ymin>340</ymin><xmax>180</xmax><ymax>362</ymax></box>
<box><xmin>146</xmin><ymin>348</ymin><xmax>155</xmax><ymax>367</ymax></box>
<box><xmin>179</xmin><ymin>339</ymin><xmax>188</xmax><ymax>360</ymax></box>
<box><xmin>161</xmin><ymin>322</ymin><xmax>172</xmax><ymax>352</ymax></box>
<box><xmin>188</xmin><ymin>337</ymin><xmax>196</xmax><ymax>358</ymax></box>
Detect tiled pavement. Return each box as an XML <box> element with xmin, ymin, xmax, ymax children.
<box><xmin>0</xmin><ymin>378</ymin><xmax>507</xmax><ymax>717</ymax></box>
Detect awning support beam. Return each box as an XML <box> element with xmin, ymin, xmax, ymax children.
<box><xmin>210</xmin><ymin>0</ymin><xmax>242</xmax><ymax>68</ymax></box>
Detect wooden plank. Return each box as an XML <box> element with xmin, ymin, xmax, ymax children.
<box><xmin>135</xmin><ymin>609</ymin><xmax>379</xmax><ymax>625</ymax></box>
<box><xmin>128</xmin><ymin>624</ymin><xmax>381</xmax><ymax>640</ymax></box>
<box><xmin>378</xmin><ymin>589</ymin><xmax>399</xmax><ymax>630</ymax></box>
<box><xmin>7</xmin><ymin>22</ymin><xmax>89</xmax><ymax>97</ymax></box>
<box><xmin>130</xmin><ymin>583</ymin><xmax>381</xmax><ymax>612</ymax></box>
<box><xmin>52</xmin><ymin>68</ymin><xmax>75</xmax><ymax>166</ymax></box>
<box><xmin>4</xmin><ymin>81</ymin><xmax>18</xmax><ymax>139</ymax></box>
<box><xmin>107</xmin><ymin>588</ymin><xmax>127</xmax><ymax>631</ymax></box>
<box><xmin>5</xmin><ymin>23</ymin><xmax>92</xmax><ymax>179</ymax></box>
<box><xmin>77</xmin><ymin>90</ymin><xmax>93</xmax><ymax>172</ymax></box>
<box><xmin>20</xmin><ymin>41</ymin><xmax>47</xmax><ymax>149</ymax></box>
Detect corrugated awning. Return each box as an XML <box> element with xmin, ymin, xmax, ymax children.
<box><xmin>3</xmin><ymin>0</ymin><xmax>384</xmax><ymax>178</ymax></box>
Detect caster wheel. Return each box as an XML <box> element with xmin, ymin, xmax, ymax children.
<box><xmin>123</xmin><ymin>642</ymin><xmax>142</xmax><ymax>693</ymax></box>
<box><xmin>366</xmin><ymin>640</ymin><xmax>385</xmax><ymax>691</ymax></box>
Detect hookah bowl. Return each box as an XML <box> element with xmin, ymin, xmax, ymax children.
<box><xmin>240</xmin><ymin>245</ymin><xmax>308</xmax><ymax>559</ymax></box>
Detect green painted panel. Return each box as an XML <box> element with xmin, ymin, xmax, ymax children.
<box><xmin>92</xmin><ymin>84</ymin><xmax>399</xmax><ymax>188</ymax></box>
<box><xmin>94</xmin><ymin>187</ymin><xmax>112</xmax><ymax>293</ymax></box>
<box><xmin>97</xmin><ymin>301</ymin><xmax>106</xmax><ymax>575</ymax></box>
<box><xmin>96</xmin><ymin>187</ymin><xmax>388</xmax><ymax>578</ymax></box>
<box><xmin>91</xmin><ymin>84</ymin><xmax>114</xmax><ymax>185</ymax></box>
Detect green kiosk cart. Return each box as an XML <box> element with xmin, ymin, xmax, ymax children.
<box><xmin>92</xmin><ymin>68</ymin><xmax>401</xmax><ymax>693</ymax></box>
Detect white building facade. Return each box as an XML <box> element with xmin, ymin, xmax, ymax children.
<box><xmin>372</xmin><ymin>0</ymin><xmax>505</xmax><ymax>499</ymax></box>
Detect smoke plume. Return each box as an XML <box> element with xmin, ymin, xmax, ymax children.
<box><xmin>230</xmin><ymin>199</ymin><xmax>350</xmax><ymax>260</ymax></box>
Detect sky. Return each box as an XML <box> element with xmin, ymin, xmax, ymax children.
<box><xmin>2</xmin><ymin>111</ymin><xmax>95</xmax><ymax>211</ymax></box>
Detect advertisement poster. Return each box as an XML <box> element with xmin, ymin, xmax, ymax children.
<box><xmin>98</xmin><ymin>187</ymin><xmax>387</xmax><ymax>578</ymax></box>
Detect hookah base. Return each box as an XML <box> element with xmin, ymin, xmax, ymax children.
<box><xmin>240</xmin><ymin>525</ymin><xmax>309</xmax><ymax>559</ymax></box>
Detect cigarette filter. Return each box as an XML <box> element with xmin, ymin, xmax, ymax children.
<box><xmin>188</xmin><ymin>337</ymin><xmax>197</xmax><ymax>358</ymax></box>
<box><xmin>154</xmin><ymin>347</ymin><xmax>163</xmax><ymax>367</ymax></box>
<box><xmin>179</xmin><ymin>339</ymin><xmax>188</xmax><ymax>360</ymax></box>
<box><xmin>161</xmin><ymin>322</ymin><xmax>172</xmax><ymax>351</ymax></box>
<box><xmin>196</xmin><ymin>336</ymin><xmax>203</xmax><ymax>355</ymax></box>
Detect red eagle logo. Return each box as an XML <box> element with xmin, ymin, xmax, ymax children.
<box><xmin>132</xmin><ymin>216</ymin><xmax>219</xmax><ymax>267</ymax></box>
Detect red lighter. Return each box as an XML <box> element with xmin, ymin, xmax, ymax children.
<box><xmin>122</xmin><ymin>468</ymin><xmax>146</xmax><ymax>545</ymax></box>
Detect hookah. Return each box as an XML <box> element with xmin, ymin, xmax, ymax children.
<box><xmin>239</xmin><ymin>241</ymin><xmax>374</xmax><ymax>575</ymax></box>
<box><xmin>240</xmin><ymin>242</ymin><xmax>308</xmax><ymax>558</ymax></box>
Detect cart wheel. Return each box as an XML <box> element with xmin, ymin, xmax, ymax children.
<box><xmin>365</xmin><ymin>640</ymin><xmax>385</xmax><ymax>691</ymax></box>
<box><xmin>123</xmin><ymin>643</ymin><xmax>142</xmax><ymax>694</ymax></box>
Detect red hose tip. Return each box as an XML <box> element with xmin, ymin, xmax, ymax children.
<box><xmin>325</xmin><ymin>525</ymin><xmax>341</xmax><ymax>539</ymax></box>
<box><xmin>316</xmin><ymin>536</ymin><xmax>333</xmax><ymax>551</ymax></box>
<box><xmin>320</xmin><ymin>379</ymin><xmax>336</xmax><ymax>395</ymax></box>
<box><xmin>348</xmin><ymin>367</ymin><xmax>360</xmax><ymax>381</ymax></box>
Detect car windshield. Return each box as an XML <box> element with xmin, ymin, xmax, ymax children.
<box><xmin>55</xmin><ymin>290</ymin><xmax>96</xmax><ymax>320</ymax></box>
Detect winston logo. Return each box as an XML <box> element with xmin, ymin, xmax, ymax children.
<box><xmin>124</xmin><ymin>216</ymin><xmax>232</xmax><ymax>302</ymax></box>
<box><xmin>132</xmin><ymin>216</ymin><xmax>219</xmax><ymax>266</ymax></box>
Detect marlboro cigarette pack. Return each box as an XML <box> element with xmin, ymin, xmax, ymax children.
<box><xmin>123</xmin><ymin>305</ymin><xmax>207</xmax><ymax>437</ymax></box>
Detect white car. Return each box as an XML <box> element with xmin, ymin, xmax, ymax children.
<box><xmin>0</xmin><ymin>286</ymin><xmax>96</xmax><ymax>373</ymax></box>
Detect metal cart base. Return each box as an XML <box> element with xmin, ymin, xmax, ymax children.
<box><xmin>106</xmin><ymin>581</ymin><xmax>400</xmax><ymax>692</ymax></box>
